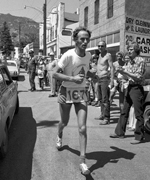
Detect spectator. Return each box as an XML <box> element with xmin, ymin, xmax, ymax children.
<box><xmin>94</xmin><ymin>41</ymin><xmax>114</xmax><ymax>125</ymax></box>
<box><xmin>110</xmin><ymin>42</ymin><xmax>146</xmax><ymax>144</ymax></box>
<box><xmin>46</xmin><ymin>53</ymin><xmax>57</xmax><ymax>97</ymax></box>
<box><xmin>1</xmin><ymin>51</ymin><xmax>7</xmax><ymax>66</ymax></box>
<box><xmin>90</xmin><ymin>54</ymin><xmax>101</xmax><ymax>107</ymax></box>
<box><xmin>124</xmin><ymin>52</ymin><xmax>130</xmax><ymax>65</ymax></box>
<box><xmin>27</xmin><ymin>50</ymin><xmax>37</xmax><ymax>91</ymax></box>
<box><xmin>109</xmin><ymin>51</ymin><xmax>127</xmax><ymax>112</ymax></box>
<box><xmin>37</xmin><ymin>58</ymin><xmax>45</xmax><ymax>90</ymax></box>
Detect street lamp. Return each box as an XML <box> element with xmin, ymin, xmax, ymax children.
<box><xmin>24</xmin><ymin>5</ymin><xmax>43</xmax><ymax>14</ymax></box>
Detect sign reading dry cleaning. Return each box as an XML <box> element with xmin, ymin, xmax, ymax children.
<box><xmin>125</xmin><ymin>16</ymin><xmax>150</xmax><ymax>57</ymax></box>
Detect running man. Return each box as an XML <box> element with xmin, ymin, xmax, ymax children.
<box><xmin>53</xmin><ymin>26</ymin><xmax>97</xmax><ymax>175</ymax></box>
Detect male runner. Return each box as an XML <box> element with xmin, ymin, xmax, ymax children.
<box><xmin>53</xmin><ymin>26</ymin><xmax>97</xmax><ymax>175</ymax></box>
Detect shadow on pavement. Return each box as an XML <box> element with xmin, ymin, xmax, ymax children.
<box><xmin>87</xmin><ymin>146</ymin><xmax>135</xmax><ymax>173</ymax></box>
<box><xmin>61</xmin><ymin>145</ymin><xmax>135</xmax><ymax>178</ymax></box>
<box><xmin>36</xmin><ymin>120</ymin><xmax>59</xmax><ymax>128</ymax></box>
<box><xmin>0</xmin><ymin>107</ymin><xmax>37</xmax><ymax>180</ymax></box>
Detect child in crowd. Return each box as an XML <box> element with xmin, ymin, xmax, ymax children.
<box><xmin>37</xmin><ymin>58</ymin><xmax>45</xmax><ymax>90</ymax></box>
<box><xmin>90</xmin><ymin>54</ymin><xmax>101</xmax><ymax>107</ymax></box>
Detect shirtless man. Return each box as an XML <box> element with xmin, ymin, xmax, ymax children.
<box><xmin>95</xmin><ymin>41</ymin><xmax>114</xmax><ymax>125</ymax></box>
<box><xmin>53</xmin><ymin>26</ymin><xmax>97</xmax><ymax>175</ymax></box>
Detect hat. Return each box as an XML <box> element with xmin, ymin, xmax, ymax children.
<box><xmin>29</xmin><ymin>50</ymin><xmax>34</xmax><ymax>54</ymax></box>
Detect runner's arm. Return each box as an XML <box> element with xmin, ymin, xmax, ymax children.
<box><xmin>53</xmin><ymin>66</ymin><xmax>84</xmax><ymax>83</ymax></box>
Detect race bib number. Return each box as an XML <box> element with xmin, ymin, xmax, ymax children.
<box><xmin>66</xmin><ymin>87</ymin><xmax>88</xmax><ymax>103</ymax></box>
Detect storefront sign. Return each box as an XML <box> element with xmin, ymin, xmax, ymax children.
<box><xmin>125</xmin><ymin>33</ymin><xmax>150</xmax><ymax>57</ymax></box>
<box><xmin>125</xmin><ymin>16</ymin><xmax>150</xmax><ymax>57</ymax></box>
<box><xmin>126</xmin><ymin>16</ymin><xmax>150</xmax><ymax>35</ymax></box>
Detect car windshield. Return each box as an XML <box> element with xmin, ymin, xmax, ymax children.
<box><xmin>7</xmin><ymin>62</ymin><xmax>16</xmax><ymax>67</ymax></box>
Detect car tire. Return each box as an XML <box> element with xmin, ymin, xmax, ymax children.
<box><xmin>143</xmin><ymin>105</ymin><xmax>150</xmax><ymax>134</ymax></box>
<box><xmin>0</xmin><ymin>125</ymin><xmax>8</xmax><ymax>159</ymax></box>
<box><xmin>15</xmin><ymin>96</ymin><xmax>19</xmax><ymax>114</ymax></box>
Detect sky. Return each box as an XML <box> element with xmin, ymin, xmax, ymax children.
<box><xmin>0</xmin><ymin>0</ymin><xmax>79</xmax><ymax>22</ymax></box>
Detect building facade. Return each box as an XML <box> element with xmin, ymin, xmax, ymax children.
<box><xmin>39</xmin><ymin>2</ymin><xmax>79</xmax><ymax>58</ymax></box>
<box><xmin>79</xmin><ymin>0</ymin><xmax>150</xmax><ymax>61</ymax></box>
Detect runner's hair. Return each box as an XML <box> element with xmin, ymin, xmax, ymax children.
<box><xmin>72</xmin><ymin>26</ymin><xmax>91</xmax><ymax>41</ymax></box>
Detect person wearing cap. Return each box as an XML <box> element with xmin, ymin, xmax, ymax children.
<box><xmin>28</xmin><ymin>50</ymin><xmax>37</xmax><ymax>91</ymax></box>
<box><xmin>46</xmin><ymin>52</ymin><xmax>57</xmax><ymax>97</ymax></box>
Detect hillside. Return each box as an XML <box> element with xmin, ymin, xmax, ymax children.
<box><xmin>0</xmin><ymin>13</ymin><xmax>39</xmax><ymax>47</ymax></box>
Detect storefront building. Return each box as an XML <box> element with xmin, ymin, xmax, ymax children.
<box><xmin>79</xmin><ymin>0</ymin><xmax>150</xmax><ymax>61</ymax></box>
<box><xmin>39</xmin><ymin>2</ymin><xmax>79</xmax><ymax>58</ymax></box>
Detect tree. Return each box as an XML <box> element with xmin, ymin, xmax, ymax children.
<box><xmin>24</xmin><ymin>33</ymin><xmax>39</xmax><ymax>43</ymax></box>
<box><xmin>0</xmin><ymin>21</ymin><xmax>14</xmax><ymax>56</ymax></box>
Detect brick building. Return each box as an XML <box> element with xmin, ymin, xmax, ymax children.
<box><xmin>79</xmin><ymin>0</ymin><xmax>150</xmax><ymax>62</ymax></box>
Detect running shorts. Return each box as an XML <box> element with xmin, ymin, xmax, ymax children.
<box><xmin>57</xmin><ymin>86</ymin><xmax>87</xmax><ymax>105</ymax></box>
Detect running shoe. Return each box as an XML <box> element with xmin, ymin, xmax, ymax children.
<box><xmin>79</xmin><ymin>163</ymin><xmax>90</xmax><ymax>175</ymax></box>
<box><xmin>56</xmin><ymin>136</ymin><xmax>62</xmax><ymax>150</ymax></box>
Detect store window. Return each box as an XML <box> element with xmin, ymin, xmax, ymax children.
<box><xmin>107</xmin><ymin>0</ymin><xmax>113</xmax><ymax>19</ymax></box>
<box><xmin>107</xmin><ymin>34</ymin><xmax>113</xmax><ymax>44</ymax></box>
<box><xmin>84</xmin><ymin>6</ymin><xmax>88</xmax><ymax>28</ymax></box>
<box><xmin>114</xmin><ymin>32</ymin><xmax>120</xmax><ymax>43</ymax></box>
<box><xmin>94</xmin><ymin>0</ymin><xmax>99</xmax><ymax>25</ymax></box>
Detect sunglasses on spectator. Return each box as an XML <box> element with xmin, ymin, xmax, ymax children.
<box><xmin>98</xmin><ymin>45</ymin><xmax>104</xmax><ymax>47</ymax></box>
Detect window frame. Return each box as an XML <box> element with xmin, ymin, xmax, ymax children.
<box><xmin>94</xmin><ymin>0</ymin><xmax>99</xmax><ymax>25</ymax></box>
<box><xmin>84</xmin><ymin>6</ymin><xmax>89</xmax><ymax>28</ymax></box>
<box><xmin>107</xmin><ymin>0</ymin><xmax>114</xmax><ymax>19</ymax></box>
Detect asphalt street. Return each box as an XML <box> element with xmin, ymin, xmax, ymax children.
<box><xmin>0</xmin><ymin>69</ymin><xmax>150</xmax><ymax>180</ymax></box>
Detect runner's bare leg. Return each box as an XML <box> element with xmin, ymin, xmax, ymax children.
<box><xmin>58</xmin><ymin>103</ymin><xmax>72</xmax><ymax>138</ymax></box>
<box><xmin>74</xmin><ymin>102</ymin><xmax>87</xmax><ymax>163</ymax></box>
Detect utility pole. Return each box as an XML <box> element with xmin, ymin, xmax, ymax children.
<box><xmin>43</xmin><ymin>0</ymin><xmax>47</xmax><ymax>55</ymax></box>
<box><xmin>18</xmin><ymin>22</ymin><xmax>21</xmax><ymax>57</ymax></box>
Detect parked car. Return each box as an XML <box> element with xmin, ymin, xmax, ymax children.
<box><xmin>0</xmin><ymin>64</ymin><xmax>19</xmax><ymax>158</ymax></box>
<box><xmin>143</xmin><ymin>62</ymin><xmax>150</xmax><ymax>133</ymax></box>
<box><xmin>7</xmin><ymin>60</ymin><xmax>20</xmax><ymax>80</ymax></box>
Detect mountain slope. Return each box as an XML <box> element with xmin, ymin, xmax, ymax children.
<box><xmin>0</xmin><ymin>13</ymin><xmax>39</xmax><ymax>47</ymax></box>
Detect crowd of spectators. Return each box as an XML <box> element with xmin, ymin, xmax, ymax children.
<box><xmin>86</xmin><ymin>42</ymin><xmax>148</xmax><ymax>141</ymax></box>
